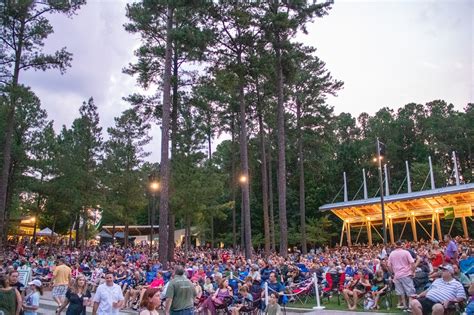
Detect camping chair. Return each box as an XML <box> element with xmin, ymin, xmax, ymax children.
<box><xmin>215</xmin><ymin>296</ymin><xmax>234</xmax><ymax>315</ymax></box>
<box><xmin>292</xmin><ymin>280</ymin><xmax>314</xmax><ymax>305</ymax></box>
<box><xmin>377</xmin><ymin>279</ymin><xmax>393</xmax><ymax>310</ymax></box>
<box><xmin>323</xmin><ymin>272</ymin><xmax>345</xmax><ymax>305</ymax></box>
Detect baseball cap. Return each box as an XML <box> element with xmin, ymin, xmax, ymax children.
<box><xmin>439</xmin><ymin>265</ymin><xmax>454</xmax><ymax>274</ymax></box>
<box><xmin>28</xmin><ymin>279</ymin><xmax>42</xmax><ymax>287</ymax></box>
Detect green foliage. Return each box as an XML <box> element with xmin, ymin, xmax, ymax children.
<box><xmin>102</xmin><ymin>109</ymin><xmax>151</xmax><ymax>227</ymax></box>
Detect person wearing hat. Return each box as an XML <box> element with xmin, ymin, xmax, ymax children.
<box><xmin>23</xmin><ymin>279</ymin><xmax>43</xmax><ymax>315</ymax></box>
<box><xmin>410</xmin><ymin>264</ymin><xmax>466</xmax><ymax>315</ymax></box>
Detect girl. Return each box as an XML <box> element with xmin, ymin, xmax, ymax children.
<box><xmin>56</xmin><ymin>274</ymin><xmax>92</xmax><ymax>315</ymax></box>
<box><xmin>23</xmin><ymin>280</ymin><xmax>43</xmax><ymax>315</ymax></box>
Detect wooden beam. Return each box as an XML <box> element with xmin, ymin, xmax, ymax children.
<box><xmin>339</xmin><ymin>221</ymin><xmax>346</xmax><ymax>247</ymax></box>
<box><xmin>461</xmin><ymin>217</ymin><xmax>469</xmax><ymax>239</ymax></box>
<box><xmin>389</xmin><ymin>217</ymin><xmax>395</xmax><ymax>244</ymax></box>
<box><xmin>435</xmin><ymin>211</ymin><xmax>442</xmax><ymax>241</ymax></box>
<box><xmin>346</xmin><ymin>222</ymin><xmax>352</xmax><ymax>246</ymax></box>
<box><xmin>367</xmin><ymin>220</ymin><xmax>373</xmax><ymax>246</ymax></box>
<box><xmin>431</xmin><ymin>212</ymin><xmax>435</xmax><ymax>242</ymax></box>
<box><xmin>410</xmin><ymin>214</ymin><xmax>418</xmax><ymax>242</ymax></box>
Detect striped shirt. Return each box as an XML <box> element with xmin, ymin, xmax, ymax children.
<box><xmin>426</xmin><ymin>278</ymin><xmax>466</xmax><ymax>303</ymax></box>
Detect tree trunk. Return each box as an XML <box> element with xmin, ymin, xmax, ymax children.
<box><xmin>296</xmin><ymin>100</ymin><xmax>307</xmax><ymax>254</ymax></box>
<box><xmin>68</xmin><ymin>222</ymin><xmax>73</xmax><ymax>249</ymax></box>
<box><xmin>230</xmin><ymin>116</ymin><xmax>237</xmax><ymax>249</ymax></box>
<box><xmin>237</xmin><ymin>61</ymin><xmax>252</xmax><ymax>259</ymax></box>
<box><xmin>32</xmin><ymin>218</ymin><xmax>38</xmax><ymax>245</ymax></box>
<box><xmin>49</xmin><ymin>217</ymin><xmax>56</xmax><ymax>251</ymax></box>
<box><xmin>0</xmin><ymin>106</ymin><xmax>16</xmax><ymax>246</ymax></box>
<box><xmin>268</xmin><ymin>136</ymin><xmax>276</xmax><ymax>252</ymax></box>
<box><xmin>81</xmin><ymin>208</ymin><xmax>87</xmax><ymax>249</ymax></box>
<box><xmin>112</xmin><ymin>223</ymin><xmax>116</xmax><ymax>244</ymax></box>
<box><xmin>168</xmin><ymin>213</ymin><xmax>175</xmax><ymax>261</ymax></box>
<box><xmin>257</xmin><ymin>100</ymin><xmax>270</xmax><ymax>257</ymax></box>
<box><xmin>124</xmin><ymin>223</ymin><xmax>129</xmax><ymax>247</ymax></box>
<box><xmin>275</xmin><ymin>31</ymin><xmax>288</xmax><ymax>258</ymax></box>
<box><xmin>74</xmin><ymin>212</ymin><xmax>80</xmax><ymax>247</ymax></box>
<box><xmin>185</xmin><ymin>215</ymin><xmax>190</xmax><ymax>252</ymax></box>
<box><xmin>2</xmin><ymin>159</ymin><xmax>15</xmax><ymax>244</ymax></box>
<box><xmin>210</xmin><ymin>215</ymin><xmax>214</xmax><ymax>249</ymax></box>
<box><xmin>158</xmin><ymin>5</ymin><xmax>173</xmax><ymax>267</ymax></box>
<box><xmin>168</xmin><ymin>34</ymin><xmax>179</xmax><ymax>261</ymax></box>
<box><xmin>0</xmin><ymin>18</ymin><xmax>25</xmax><ymax>248</ymax></box>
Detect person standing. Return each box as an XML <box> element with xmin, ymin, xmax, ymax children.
<box><xmin>165</xmin><ymin>266</ymin><xmax>197</xmax><ymax>315</ymax></box>
<box><xmin>444</xmin><ymin>234</ymin><xmax>458</xmax><ymax>264</ymax></box>
<box><xmin>388</xmin><ymin>241</ymin><xmax>416</xmax><ymax>310</ymax></box>
<box><xmin>0</xmin><ymin>274</ymin><xmax>22</xmax><ymax>315</ymax></box>
<box><xmin>139</xmin><ymin>288</ymin><xmax>161</xmax><ymax>315</ymax></box>
<box><xmin>92</xmin><ymin>272</ymin><xmax>124</xmax><ymax>315</ymax></box>
<box><xmin>23</xmin><ymin>280</ymin><xmax>42</xmax><ymax>315</ymax></box>
<box><xmin>8</xmin><ymin>270</ymin><xmax>25</xmax><ymax>293</ymax></box>
<box><xmin>53</xmin><ymin>257</ymin><xmax>72</xmax><ymax>307</ymax></box>
<box><xmin>56</xmin><ymin>274</ymin><xmax>92</xmax><ymax>315</ymax></box>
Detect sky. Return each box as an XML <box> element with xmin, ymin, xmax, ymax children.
<box><xmin>21</xmin><ymin>0</ymin><xmax>474</xmax><ymax>162</ymax></box>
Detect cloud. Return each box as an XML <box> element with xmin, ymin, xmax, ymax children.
<box><xmin>16</xmin><ymin>0</ymin><xmax>473</xmax><ymax>164</ymax></box>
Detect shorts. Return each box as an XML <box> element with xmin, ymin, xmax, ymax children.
<box><xmin>52</xmin><ymin>285</ymin><xmax>68</xmax><ymax>298</ymax></box>
<box><xmin>393</xmin><ymin>276</ymin><xmax>415</xmax><ymax>296</ymax></box>
<box><xmin>418</xmin><ymin>297</ymin><xmax>437</xmax><ymax>314</ymax></box>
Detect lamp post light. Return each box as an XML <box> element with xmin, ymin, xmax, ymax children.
<box><xmin>376</xmin><ymin>138</ymin><xmax>388</xmax><ymax>245</ymax></box>
<box><xmin>148</xmin><ymin>174</ymin><xmax>160</xmax><ymax>256</ymax></box>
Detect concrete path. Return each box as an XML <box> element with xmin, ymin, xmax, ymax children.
<box><xmin>38</xmin><ymin>291</ymin><xmax>395</xmax><ymax>315</ymax></box>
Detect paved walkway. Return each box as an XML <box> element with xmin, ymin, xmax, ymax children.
<box><xmin>38</xmin><ymin>291</ymin><xmax>394</xmax><ymax>315</ymax></box>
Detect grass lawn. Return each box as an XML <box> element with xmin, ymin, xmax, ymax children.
<box><xmin>285</xmin><ymin>293</ymin><xmax>405</xmax><ymax>314</ymax></box>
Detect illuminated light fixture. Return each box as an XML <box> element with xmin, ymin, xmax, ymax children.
<box><xmin>150</xmin><ymin>181</ymin><xmax>160</xmax><ymax>191</ymax></box>
<box><xmin>239</xmin><ymin>175</ymin><xmax>248</xmax><ymax>184</ymax></box>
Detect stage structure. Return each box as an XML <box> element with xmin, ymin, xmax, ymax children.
<box><xmin>319</xmin><ymin>152</ymin><xmax>473</xmax><ymax>246</ymax></box>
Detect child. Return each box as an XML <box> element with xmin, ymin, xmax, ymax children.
<box><xmin>264</xmin><ymin>293</ymin><xmax>282</xmax><ymax>315</ymax></box>
<box><xmin>23</xmin><ymin>280</ymin><xmax>43</xmax><ymax>315</ymax></box>
<box><xmin>364</xmin><ymin>292</ymin><xmax>375</xmax><ymax>311</ymax></box>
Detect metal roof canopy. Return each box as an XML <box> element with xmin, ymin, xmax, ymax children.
<box><xmin>319</xmin><ymin>183</ymin><xmax>474</xmax><ymax>226</ymax></box>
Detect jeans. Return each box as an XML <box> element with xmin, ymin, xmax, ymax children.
<box><xmin>171</xmin><ymin>307</ymin><xmax>195</xmax><ymax>315</ymax></box>
<box><xmin>466</xmin><ymin>300</ymin><xmax>474</xmax><ymax>315</ymax></box>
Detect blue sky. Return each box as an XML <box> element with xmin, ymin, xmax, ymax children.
<box><xmin>21</xmin><ymin>0</ymin><xmax>473</xmax><ymax>162</ymax></box>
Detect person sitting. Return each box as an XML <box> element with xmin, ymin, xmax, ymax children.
<box><xmin>464</xmin><ymin>282</ymin><xmax>473</xmax><ymax>315</ymax></box>
<box><xmin>342</xmin><ymin>270</ymin><xmax>369</xmax><ymax>310</ymax></box>
<box><xmin>231</xmin><ymin>285</ymin><xmax>253</xmax><ymax>315</ymax></box>
<box><xmin>198</xmin><ymin>278</ymin><xmax>233</xmax><ymax>315</ymax></box>
<box><xmin>410</xmin><ymin>264</ymin><xmax>466</xmax><ymax>315</ymax></box>
<box><xmin>371</xmin><ymin>269</ymin><xmax>388</xmax><ymax>310</ymax></box>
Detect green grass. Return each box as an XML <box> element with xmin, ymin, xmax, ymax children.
<box><xmin>285</xmin><ymin>294</ymin><xmax>404</xmax><ymax>313</ymax></box>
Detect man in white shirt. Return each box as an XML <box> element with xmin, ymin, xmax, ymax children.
<box><xmin>92</xmin><ymin>272</ymin><xmax>124</xmax><ymax>315</ymax></box>
<box><xmin>410</xmin><ymin>264</ymin><xmax>466</xmax><ymax>315</ymax></box>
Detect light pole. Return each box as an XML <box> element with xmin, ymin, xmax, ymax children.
<box><xmin>376</xmin><ymin>138</ymin><xmax>387</xmax><ymax>245</ymax></box>
<box><xmin>148</xmin><ymin>174</ymin><xmax>160</xmax><ymax>256</ymax></box>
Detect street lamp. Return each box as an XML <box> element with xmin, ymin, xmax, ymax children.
<box><xmin>376</xmin><ymin>138</ymin><xmax>388</xmax><ymax>245</ymax></box>
<box><xmin>239</xmin><ymin>175</ymin><xmax>248</xmax><ymax>184</ymax></box>
<box><xmin>148</xmin><ymin>173</ymin><xmax>160</xmax><ymax>256</ymax></box>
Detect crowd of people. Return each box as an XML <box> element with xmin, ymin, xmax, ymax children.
<box><xmin>0</xmin><ymin>234</ymin><xmax>473</xmax><ymax>315</ymax></box>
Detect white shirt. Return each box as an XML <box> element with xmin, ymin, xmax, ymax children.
<box><xmin>93</xmin><ymin>283</ymin><xmax>124</xmax><ymax>315</ymax></box>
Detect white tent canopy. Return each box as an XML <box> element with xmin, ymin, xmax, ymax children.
<box><xmin>36</xmin><ymin>227</ymin><xmax>58</xmax><ymax>237</ymax></box>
